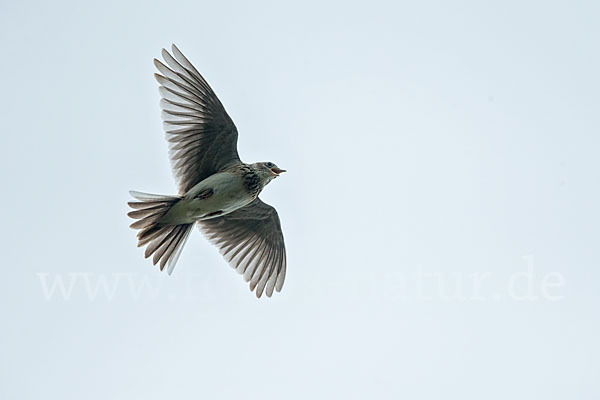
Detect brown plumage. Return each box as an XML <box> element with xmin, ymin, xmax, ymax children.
<box><xmin>128</xmin><ymin>44</ymin><xmax>287</xmax><ymax>298</ymax></box>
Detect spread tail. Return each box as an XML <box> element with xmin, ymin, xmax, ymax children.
<box><xmin>127</xmin><ymin>191</ymin><xmax>193</xmax><ymax>274</ymax></box>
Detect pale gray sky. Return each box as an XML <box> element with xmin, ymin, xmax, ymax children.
<box><xmin>1</xmin><ymin>0</ymin><xmax>599</xmax><ymax>399</ymax></box>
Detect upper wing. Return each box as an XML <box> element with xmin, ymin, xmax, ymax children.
<box><xmin>198</xmin><ymin>198</ymin><xmax>287</xmax><ymax>298</ymax></box>
<box><xmin>155</xmin><ymin>44</ymin><xmax>240</xmax><ymax>195</ymax></box>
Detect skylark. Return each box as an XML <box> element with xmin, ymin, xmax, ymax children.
<box><xmin>128</xmin><ymin>44</ymin><xmax>286</xmax><ymax>298</ymax></box>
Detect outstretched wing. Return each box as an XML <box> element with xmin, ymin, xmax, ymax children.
<box><xmin>155</xmin><ymin>44</ymin><xmax>240</xmax><ymax>195</ymax></box>
<box><xmin>199</xmin><ymin>198</ymin><xmax>287</xmax><ymax>298</ymax></box>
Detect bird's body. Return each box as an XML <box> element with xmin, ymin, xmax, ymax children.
<box><xmin>161</xmin><ymin>163</ymin><xmax>266</xmax><ymax>224</ymax></box>
<box><xmin>161</xmin><ymin>171</ymin><xmax>250</xmax><ymax>224</ymax></box>
<box><xmin>128</xmin><ymin>45</ymin><xmax>287</xmax><ymax>298</ymax></box>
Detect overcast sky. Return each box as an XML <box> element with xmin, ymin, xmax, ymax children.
<box><xmin>1</xmin><ymin>0</ymin><xmax>599</xmax><ymax>399</ymax></box>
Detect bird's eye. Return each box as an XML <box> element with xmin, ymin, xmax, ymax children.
<box><xmin>266</xmin><ymin>162</ymin><xmax>274</xmax><ymax>168</ymax></box>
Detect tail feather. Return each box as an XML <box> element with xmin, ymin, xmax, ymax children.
<box><xmin>128</xmin><ymin>191</ymin><xmax>193</xmax><ymax>274</ymax></box>
<box><xmin>137</xmin><ymin>226</ymin><xmax>167</xmax><ymax>247</ymax></box>
<box><xmin>166</xmin><ymin>226</ymin><xmax>192</xmax><ymax>275</ymax></box>
<box><xmin>130</xmin><ymin>214</ymin><xmax>163</xmax><ymax>230</ymax></box>
<box><xmin>129</xmin><ymin>190</ymin><xmax>175</xmax><ymax>201</ymax></box>
<box><xmin>127</xmin><ymin>206</ymin><xmax>167</xmax><ymax>219</ymax></box>
<box><xmin>144</xmin><ymin>226</ymin><xmax>176</xmax><ymax>257</ymax></box>
<box><xmin>153</xmin><ymin>228</ymin><xmax>179</xmax><ymax>265</ymax></box>
<box><xmin>128</xmin><ymin>201</ymin><xmax>172</xmax><ymax>210</ymax></box>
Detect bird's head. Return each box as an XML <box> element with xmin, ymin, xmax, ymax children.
<box><xmin>254</xmin><ymin>162</ymin><xmax>286</xmax><ymax>184</ymax></box>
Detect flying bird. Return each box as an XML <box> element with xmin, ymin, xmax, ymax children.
<box><xmin>128</xmin><ymin>44</ymin><xmax>286</xmax><ymax>298</ymax></box>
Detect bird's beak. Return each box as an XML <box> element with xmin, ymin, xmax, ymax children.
<box><xmin>271</xmin><ymin>167</ymin><xmax>286</xmax><ymax>176</ymax></box>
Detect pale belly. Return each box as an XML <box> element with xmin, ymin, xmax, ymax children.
<box><xmin>160</xmin><ymin>172</ymin><xmax>254</xmax><ymax>225</ymax></box>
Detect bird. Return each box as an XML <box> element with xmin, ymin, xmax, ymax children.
<box><xmin>128</xmin><ymin>44</ymin><xmax>287</xmax><ymax>298</ymax></box>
